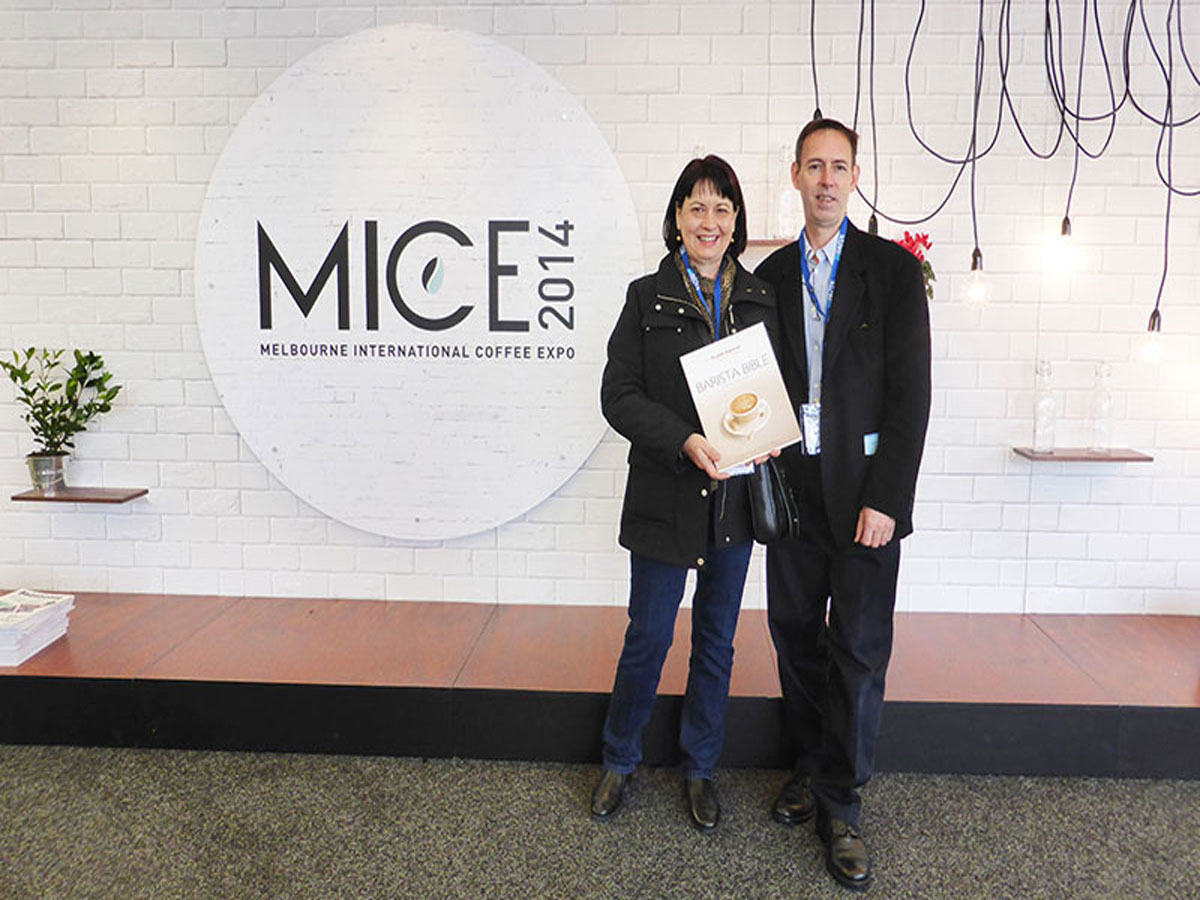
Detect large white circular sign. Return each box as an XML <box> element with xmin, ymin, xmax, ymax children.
<box><xmin>195</xmin><ymin>25</ymin><xmax>641</xmax><ymax>540</ymax></box>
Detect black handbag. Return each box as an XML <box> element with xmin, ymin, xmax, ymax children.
<box><xmin>748</xmin><ymin>457</ymin><xmax>799</xmax><ymax>543</ymax></box>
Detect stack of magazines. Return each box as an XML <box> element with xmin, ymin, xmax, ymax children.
<box><xmin>0</xmin><ymin>588</ymin><xmax>74</xmax><ymax>666</ymax></box>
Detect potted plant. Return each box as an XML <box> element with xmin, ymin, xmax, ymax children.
<box><xmin>0</xmin><ymin>348</ymin><xmax>122</xmax><ymax>493</ymax></box>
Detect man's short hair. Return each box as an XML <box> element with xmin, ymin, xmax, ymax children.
<box><xmin>795</xmin><ymin>118</ymin><xmax>859</xmax><ymax>167</ymax></box>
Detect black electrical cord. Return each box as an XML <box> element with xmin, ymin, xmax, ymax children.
<box><xmin>1072</xmin><ymin>0</ymin><xmax>1119</xmax><ymax>156</ymax></box>
<box><xmin>798</xmin><ymin>0</ymin><xmax>1197</xmax><ymax>337</ymax></box>
<box><xmin>866</xmin><ymin>0</ymin><xmax>880</xmax><ymax>230</ymax></box>
<box><xmin>860</xmin><ymin>0</ymin><xmax>992</xmax><ymax>227</ymax></box>
<box><xmin>969</xmin><ymin>0</ymin><xmax>986</xmax><ymax>257</ymax></box>
<box><xmin>998</xmin><ymin>0</ymin><xmax>1066</xmax><ymax>160</ymax></box>
<box><xmin>810</xmin><ymin>0</ymin><xmax>821</xmax><ymax>119</ymax></box>
<box><xmin>1125</xmin><ymin>0</ymin><xmax>1200</xmax><ymax>130</ymax></box>
<box><xmin>1063</xmin><ymin>0</ymin><xmax>1088</xmax><ymax>224</ymax></box>
<box><xmin>1040</xmin><ymin>0</ymin><xmax>1121</xmax><ymax>156</ymax></box>
<box><xmin>904</xmin><ymin>0</ymin><xmax>1005</xmax><ymax>167</ymax></box>
<box><xmin>852</xmin><ymin>0</ymin><xmax>867</xmax><ymax>129</ymax></box>
<box><xmin>1140</xmin><ymin>0</ymin><xmax>1200</xmax><ymax>196</ymax></box>
<box><xmin>823</xmin><ymin>0</ymin><xmax>1198</xmax><ymax>260</ymax></box>
<box><xmin>1151</xmin><ymin>0</ymin><xmax>1175</xmax><ymax>322</ymax></box>
<box><xmin>1177</xmin><ymin>0</ymin><xmax>1200</xmax><ymax>88</ymax></box>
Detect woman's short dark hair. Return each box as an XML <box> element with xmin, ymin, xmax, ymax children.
<box><xmin>661</xmin><ymin>154</ymin><xmax>748</xmax><ymax>259</ymax></box>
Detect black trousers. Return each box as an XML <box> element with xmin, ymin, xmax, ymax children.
<box><xmin>765</xmin><ymin>454</ymin><xmax>900</xmax><ymax>826</ymax></box>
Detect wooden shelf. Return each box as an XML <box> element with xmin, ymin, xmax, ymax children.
<box><xmin>747</xmin><ymin>238</ymin><xmax>790</xmax><ymax>247</ymax></box>
<box><xmin>11</xmin><ymin>487</ymin><xmax>149</xmax><ymax>504</ymax></box>
<box><xmin>1012</xmin><ymin>447</ymin><xmax>1153</xmax><ymax>463</ymax></box>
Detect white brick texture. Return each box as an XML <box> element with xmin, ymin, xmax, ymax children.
<box><xmin>1</xmin><ymin>1</ymin><xmax>1197</xmax><ymax>615</ymax></box>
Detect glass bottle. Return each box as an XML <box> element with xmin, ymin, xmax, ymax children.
<box><xmin>1032</xmin><ymin>358</ymin><xmax>1056</xmax><ymax>453</ymax></box>
<box><xmin>769</xmin><ymin>145</ymin><xmax>801</xmax><ymax>239</ymax></box>
<box><xmin>1089</xmin><ymin>361</ymin><xmax>1113</xmax><ymax>453</ymax></box>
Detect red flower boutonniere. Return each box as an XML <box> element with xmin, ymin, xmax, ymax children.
<box><xmin>894</xmin><ymin>231</ymin><xmax>936</xmax><ymax>301</ymax></box>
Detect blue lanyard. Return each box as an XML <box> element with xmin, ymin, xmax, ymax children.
<box><xmin>799</xmin><ymin>217</ymin><xmax>848</xmax><ymax>322</ymax></box>
<box><xmin>680</xmin><ymin>249</ymin><xmax>722</xmax><ymax>332</ymax></box>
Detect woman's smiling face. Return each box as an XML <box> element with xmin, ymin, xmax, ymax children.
<box><xmin>674</xmin><ymin>180</ymin><xmax>737</xmax><ymax>278</ymax></box>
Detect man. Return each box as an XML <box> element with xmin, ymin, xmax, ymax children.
<box><xmin>755</xmin><ymin>118</ymin><xmax>931</xmax><ymax>890</ymax></box>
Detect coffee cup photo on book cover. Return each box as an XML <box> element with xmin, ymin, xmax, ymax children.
<box><xmin>723</xmin><ymin>390</ymin><xmax>771</xmax><ymax>438</ymax></box>
<box><xmin>679</xmin><ymin>322</ymin><xmax>801</xmax><ymax>472</ymax></box>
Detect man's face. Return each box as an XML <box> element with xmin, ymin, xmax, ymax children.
<box><xmin>791</xmin><ymin>128</ymin><xmax>860</xmax><ymax>235</ymax></box>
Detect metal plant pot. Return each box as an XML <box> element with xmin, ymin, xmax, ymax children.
<box><xmin>27</xmin><ymin>453</ymin><xmax>68</xmax><ymax>494</ymax></box>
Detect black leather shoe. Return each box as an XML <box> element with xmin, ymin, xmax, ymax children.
<box><xmin>771</xmin><ymin>771</ymin><xmax>815</xmax><ymax>825</ymax></box>
<box><xmin>590</xmin><ymin>770</ymin><xmax>629</xmax><ymax>819</ymax></box>
<box><xmin>818</xmin><ymin>818</ymin><xmax>872</xmax><ymax>890</ymax></box>
<box><xmin>684</xmin><ymin>777</ymin><xmax>720</xmax><ymax>831</ymax></box>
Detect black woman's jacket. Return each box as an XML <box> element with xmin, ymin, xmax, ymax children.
<box><xmin>601</xmin><ymin>252</ymin><xmax>779</xmax><ymax>569</ymax></box>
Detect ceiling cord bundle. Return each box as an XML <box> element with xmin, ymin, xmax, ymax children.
<box><xmin>803</xmin><ymin>0</ymin><xmax>1196</xmax><ymax>341</ymax></box>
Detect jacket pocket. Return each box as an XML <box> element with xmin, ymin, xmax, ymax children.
<box><xmin>639</xmin><ymin>307</ymin><xmax>706</xmax><ymax>384</ymax></box>
<box><xmin>641</xmin><ymin>302</ymin><xmax>703</xmax><ymax>334</ymax></box>
<box><xmin>623</xmin><ymin>464</ymin><xmax>675</xmax><ymax>526</ymax></box>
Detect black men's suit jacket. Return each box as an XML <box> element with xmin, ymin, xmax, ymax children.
<box><xmin>756</xmin><ymin>221</ymin><xmax>931</xmax><ymax>547</ymax></box>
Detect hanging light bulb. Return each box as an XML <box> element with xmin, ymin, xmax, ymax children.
<box><xmin>961</xmin><ymin>246</ymin><xmax>992</xmax><ymax>305</ymax></box>
<box><xmin>1044</xmin><ymin>215</ymin><xmax>1076</xmax><ymax>273</ymax></box>
<box><xmin>1137</xmin><ymin>308</ymin><xmax>1164</xmax><ymax>365</ymax></box>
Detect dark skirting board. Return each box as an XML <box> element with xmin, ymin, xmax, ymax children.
<box><xmin>1</xmin><ymin>676</ymin><xmax>1195</xmax><ymax>779</ymax></box>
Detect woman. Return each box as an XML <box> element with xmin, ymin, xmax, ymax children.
<box><xmin>592</xmin><ymin>155</ymin><xmax>778</xmax><ymax>830</ymax></box>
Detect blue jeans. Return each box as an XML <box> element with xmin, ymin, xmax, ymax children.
<box><xmin>601</xmin><ymin>542</ymin><xmax>753</xmax><ymax>779</ymax></box>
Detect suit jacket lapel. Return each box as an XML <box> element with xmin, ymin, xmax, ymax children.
<box><xmin>823</xmin><ymin>223</ymin><xmax>866</xmax><ymax>376</ymax></box>
<box><xmin>776</xmin><ymin>243</ymin><xmax>811</xmax><ymax>402</ymax></box>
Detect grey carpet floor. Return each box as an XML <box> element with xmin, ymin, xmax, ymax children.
<box><xmin>0</xmin><ymin>745</ymin><xmax>1197</xmax><ymax>899</ymax></box>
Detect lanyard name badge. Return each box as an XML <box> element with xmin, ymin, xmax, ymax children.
<box><xmin>797</xmin><ymin>218</ymin><xmax>848</xmax><ymax>455</ymax></box>
<box><xmin>680</xmin><ymin>248</ymin><xmax>722</xmax><ymax>332</ymax></box>
<box><xmin>799</xmin><ymin>216</ymin><xmax>847</xmax><ymax>322</ymax></box>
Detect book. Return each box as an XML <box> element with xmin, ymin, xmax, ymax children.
<box><xmin>0</xmin><ymin>588</ymin><xmax>74</xmax><ymax>666</ymax></box>
<box><xmin>678</xmin><ymin>321</ymin><xmax>802</xmax><ymax>472</ymax></box>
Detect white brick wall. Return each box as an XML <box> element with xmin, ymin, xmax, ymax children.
<box><xmin>2</xmin><ymin>1</ymin><xmax>1198</xmax><ymax>615</ymax></box>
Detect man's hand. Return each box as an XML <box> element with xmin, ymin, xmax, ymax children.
<box><xmin>854</xmin><ymin>506</ymin><xmax>895</xmax><ymax>548</ymax></box>
<box><xmin>682</xmin><ymin>433</ymin><xmax>728</xmax><ymax>480</ymax></box>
